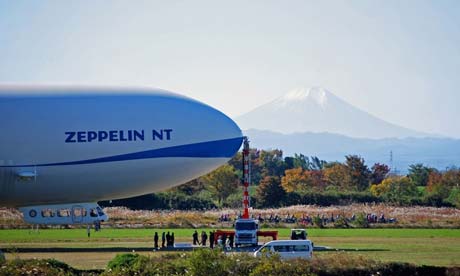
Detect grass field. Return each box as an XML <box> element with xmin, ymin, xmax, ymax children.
<box><xmin>1</xmin><ymin>228</ymin><xmax>460</xmax><ymax>242</ymax></box>
<box><xmin>2</xmin><ymin>228</ymin><xmax>460</xmax><ymax>269</ymax></box>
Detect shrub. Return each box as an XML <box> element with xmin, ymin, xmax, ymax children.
<box><xmin>188</xmin><ymin>249</ymin><xmax>228</xmax><ymax>276</ymax></box>
<box><xmin>0</xmin><ymin>249</ymin><xmax>5</xmax><ymax>263</ymax></box>
<box><xmin>446</xmin><ymin>188</ymin><xmax>460</xmax><ymax>208</ymax></box>
<box><xmin>333</xmin><ymin>216</ymin><xmax>350</xmax><ymax>228</ymax></box>
<box><xmin>354</xmin><ymin>213</ymin><xmax>369</xmax><ymax>228</ymax></box>
<box><xmin>223</xmin><ymin>192</ymin><xmax>244</xmax><ymax>208</ymax></box>
<box><xmin>1</xmin><ymin>258</ymin><xmax>77</xmax><ymax>276</ymax></box>
<box><xmin>107</xmin><ymin>253</ymin><xmax>142</xmax><ymax>270</ymax></box>
<box><xmin>250</xmin><ymin>255</ymin><xmax>315</xmax><ymax>276</ymax></box>
<box><xmin>313</xmin><ymin>216</ymin><xmax>324</xmax><ymax>228</ymax></box>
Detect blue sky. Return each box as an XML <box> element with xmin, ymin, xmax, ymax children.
<box><xmin>1</xmin><ymin>1</ymin><xmax>460</xmax><ymax>137</ymax></box>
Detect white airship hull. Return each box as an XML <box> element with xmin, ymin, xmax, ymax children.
<box><xmin>0</xmin><ymin>86</ymin><xmax>243</xmax><ymax>210</ymax></box>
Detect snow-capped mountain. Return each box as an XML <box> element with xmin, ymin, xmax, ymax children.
<box><xmin>236</xmin><ymin>87</ymin><xmax>427</xmax><ymax>139</ymax></box>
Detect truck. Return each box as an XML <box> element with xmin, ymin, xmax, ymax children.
<box><xmin>234</xmin><ymin>218</ymin><xmax>259</xmax><ymax>247</ymax></box>
<box><xmin>290</xmin><ymin>228</ymin><xmax>307</xmax><ymax>240</ymax></box>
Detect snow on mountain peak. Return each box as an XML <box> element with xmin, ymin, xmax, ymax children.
<box><xmin>281</xmin><ymin>87</ymin><xmax>329</xmax><ymax>107</ymax></box>
<box><xmin>237</xmin><ymin>86</ymin><xmax>427</xmax><ymax>138</ymax></box>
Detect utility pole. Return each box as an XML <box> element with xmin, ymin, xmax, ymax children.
<box><xmin>389</xmin><ymin>150</ymin><xmax>394</xmax><ymax>174</ymax></box>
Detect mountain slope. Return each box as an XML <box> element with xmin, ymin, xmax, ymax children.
<box><xmin>237</xmin><ymin>87</ymin><xmax>426</xmax><ymax>139</ymax></box>
<box><xmin>245</xmin><ymin>129</ymin><xmax>460</xmax><ymax>173</ymax></box>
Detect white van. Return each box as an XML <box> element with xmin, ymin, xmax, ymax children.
<box><xmin>254</xmin><ymin>240</ymin><xmax>313</xmax><ymax>260</ymax></box>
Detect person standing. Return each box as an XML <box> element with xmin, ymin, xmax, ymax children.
<box><xmin>154</xmin><ymin>232</ymin><xmax>159</xmax><ymax>249</ymax></box>
<box><xmin>209</xmin><ymin>231</ymin><xmax>214</xmax><ymax>249</ymax></box>
<box><xmin>86</xmin><ymin>225</ymin><xmax>91</xmax><ymax>238</ymax></box>
<box><xmin>225</xmin><ymin>235</ymin><xmax>231</xmax><ymax>251</ymax></box>
<box><xmin>192</xmin><ymin>230</ymin><xmax>199</xmax><ymax>245</ymax></box>
<box><xmin>166</xmin><ymin>232</ymin><xmax>171</xmax><ymax>247</ymax></box>
<box><xmin>222</xmin><ymin>233</ymin><xmax>227</xmax><ymax>248</ymax></box>
<box><xmin>161</xmin><ymin>232</ymin><xmax>166</xmax><ymax>248</ymax></box>
<box><xmin>229</xmin><ymin>234</ymin><xmax>234</xmax><ymax>248</ymax></box>
<box><xmin>201</xmin><ymin>231</ymin><xmax>208</xmax><ymax>247</ymax></box>
<box><xmin>171</xmin><ymin>232</ymin><xmax>175</xmax><ymax>247</ymax></box>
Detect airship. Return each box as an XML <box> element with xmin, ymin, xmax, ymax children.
<box><xmin>0</xmin><ymin>85</ymin><xmax>243</xmax><ymax>225</ymax></box>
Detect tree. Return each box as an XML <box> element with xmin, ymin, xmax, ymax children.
<box><xmin>284</xmin><ymin>157</ymin><xmax>295</xmax><ymax>170</ymax></box>
<box><xmin>281</xmin><ymin>167</ymin><xmax>305</xmax><ymax>192</ymax></box>
<box><xmin>440</xmin><ymin>167</ymin><xmax>460</xmax><ymax>189</ymax></box>
<box><xmin>345</xmin><ymin>155</ymin><xmax>370</xmax><ymax>191</ymax></box>
<box><xmin>284</xmin><ymin>154</ymin><xmax>327</xmax><ymax>171</ymax></box>
<box><xmin>446</xmin><ymin>188</ymin><xmax>460</xmax><ymax>208</ymax></box>
<box><xmin>259</xmin><ymin>149</ymin><xmax>286</xmax><ymax>179</ymax></box>
<box><xmin>202</xmin><ymin>164</ymin><xmax>239</xmax><ymax>204</ymax></box>
<box><xmin>407</xmin><ymin>164</ymin><xmax>432</xmax><ymax>186</ymax></box>
<box><xmin>171</xmin><ymin>178</ymin><xmax>205</xmax><ymax>195</ymax></box>
<box><xmin>426</xmin><ymin>170</ymin><xmax>450</xmax><ymax>197</ymax></box>
<box><xmin>304</xmin><ymin>170</ymin><xmax>326</xmax><ymax>191</ymax></box>
<box><xmin>323</xmin><ymin>163</ymin><xmax>352</xmax><ymax>190</ymax></box>
<box><xmin>293</xmin><ymin>154</ymin><xmax>309</xmax><ymax>169</ymax></box>
<box><xmin>370</xmin><ymin>163</ymin><xmax>390</xmax><ymax>185</ymax></box>
<box><xmin>370</xmin><ymin>176</ymin><xmax>417</xmax><ymax>204</ymax></box>
<box><xmin>427</xmin><ymin>168</ymin><xmax>460</xmax><ymax>199</ymax></box>
<box><xmin>310</xmin><ymin>156</ymin><xmax>327</xmax><ymax>171</ymax></box>
<box><xmin>256</xmin><ymin>176</ymin><xmax>286</xmax><ymax>207</ymax></box>
<box><xmin>281</xmin><ymin>168</ymin><xmax>326</xmax><ymax>192</ymax></box>
<box><xmin>228</xmin><ymin>148</ymin><xmax>262</xmax><ymax>185</ymax></box>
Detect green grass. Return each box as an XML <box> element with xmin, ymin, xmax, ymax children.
<box><xmin>2</xmin><ymin>228</ymin><xmax>460</xmax><ymax>269</ymax></box>
<box><xmin>1</xmin><ymin>228</ymin><xmax>459</xmax><ymax>242</ymax></box>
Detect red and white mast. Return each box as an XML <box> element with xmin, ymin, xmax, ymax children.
<box><xmin>242</xmin><ymin>136</ymin><xmax>251</xmax><ymax>219</ymax></box>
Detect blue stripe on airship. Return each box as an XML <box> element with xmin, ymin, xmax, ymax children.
<box><xmin>1</xmin><ymin>137</ymin><xmax>243</xmax><ymax>168</ymax></box>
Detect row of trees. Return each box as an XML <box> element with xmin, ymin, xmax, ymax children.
<box><xmin>103</xmin><ymin>149</ymin><xmax>460</xmax><ymax>210</ymax></box>
<box><xmin>194</xmin><ymin>149</ymin><xmax>459</xmax><ymax>208</ymax></box>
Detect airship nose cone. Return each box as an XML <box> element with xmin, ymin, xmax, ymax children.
<box><xmin>210</xmin><ymin>110</ymin><xmax>243</xmax><ymax>157</ymax></box>
<box><xmin>188</xmin><ymin>98</ymin><xmax>243</xmax><ymax>158</ymax></box>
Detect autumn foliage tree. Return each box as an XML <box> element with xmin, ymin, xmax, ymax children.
<box><xmin>370</xmin><ymin>176</ymin><xmax>417</xmax><ymax>204</ymax></box>
<box><xmin>281</xmin><ymin>168</ymin><xmax>305</xmax><ymax>192</ymax></box>
<box><xmin>345</xmin><ymin>155</ymin><xmax>371</xmax><ymax>191</ymax></box>
<box><xmin>281</xmin><ymin>168</ymin><xmax>325</xmax><ymax>192</ymax></box>
<box><xmin>256</xmin><ymin>176</ymin><xmax>286</xmax><ymax>207</ymax></box>
<box><xmin>370</xmin><ymin>163</ymin><xmax>390</xmax><ymax>185</ymax></box>
<box><xmin>202</xmin><ymin>164</ymin><xmax>239</xmax><ymax>204</ymax></box>
<box><xmin>323</xmin><ymin>163</ymin><xmax>351</xmax><ymax>190</ymax></box>
<box><xmin>427</xmin><ymin>168</ymin><xmax>460</xmax><ymax>198</ymax></box>
<box><xmin>427</xmin><ymin>170</ymin><xmax>444</xmax><ymax>194</ymax></box>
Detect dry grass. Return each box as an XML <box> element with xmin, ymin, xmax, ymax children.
<box><xmin>1</xmin><ymin>204</ymin><xmax>460</xmax><ymax>228</ymax></box>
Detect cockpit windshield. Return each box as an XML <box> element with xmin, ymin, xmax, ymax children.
<box><xmin>235</xmin><ymin>222</ymin><xmax>256</xmax><ymax>230</ymax></box>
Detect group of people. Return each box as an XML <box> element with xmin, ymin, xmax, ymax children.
<box><xmin>257</xmin><ymin>213</ymin><xmax>297</xmax><ymax>223</ymax></box>
<box><xmin>214</xmin><ymin>233</ymin><xmax>234</xmax><ymax>250</ymax></box>
<box><xmin>192</xmin><ymin>230</ymin><xmax>216</xmax><ymax>249</ymax></box>
<box><xmin>298</xmin><ymin>212</ymin><xmax>395</xmax><ymax>225</ymax></box>
<box><xmin>153</xmin><ymin>231</ymin><xmax>175</xmax><ymax>249</ymax></box>
<box><xmin>366</xmin><ymin>213</ymin><xmax>395</xmax><ymax>223</ymax></box>
<box><xmin>191</xmin><ymin>230</ymin><xmax>235</xmax><ymax>250</ymax></box>
<box><xmin>192</xmin><ymin>230</ymin><xmax>209</xmax><ymax>246</ymax></box>
<box><xmin>300</xmin><ymin>213</ymin><xmax>349</xmax><ymax>225</ymax></box>
<box><xmin>218</xmin><ymin>214</ymin><xmax>232</xmax><ymax>222</ymax></box>
<box><xmin>218</xmin><ymin>213</ymin><xmax>298</xmax><ymax>224</ymax></box>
